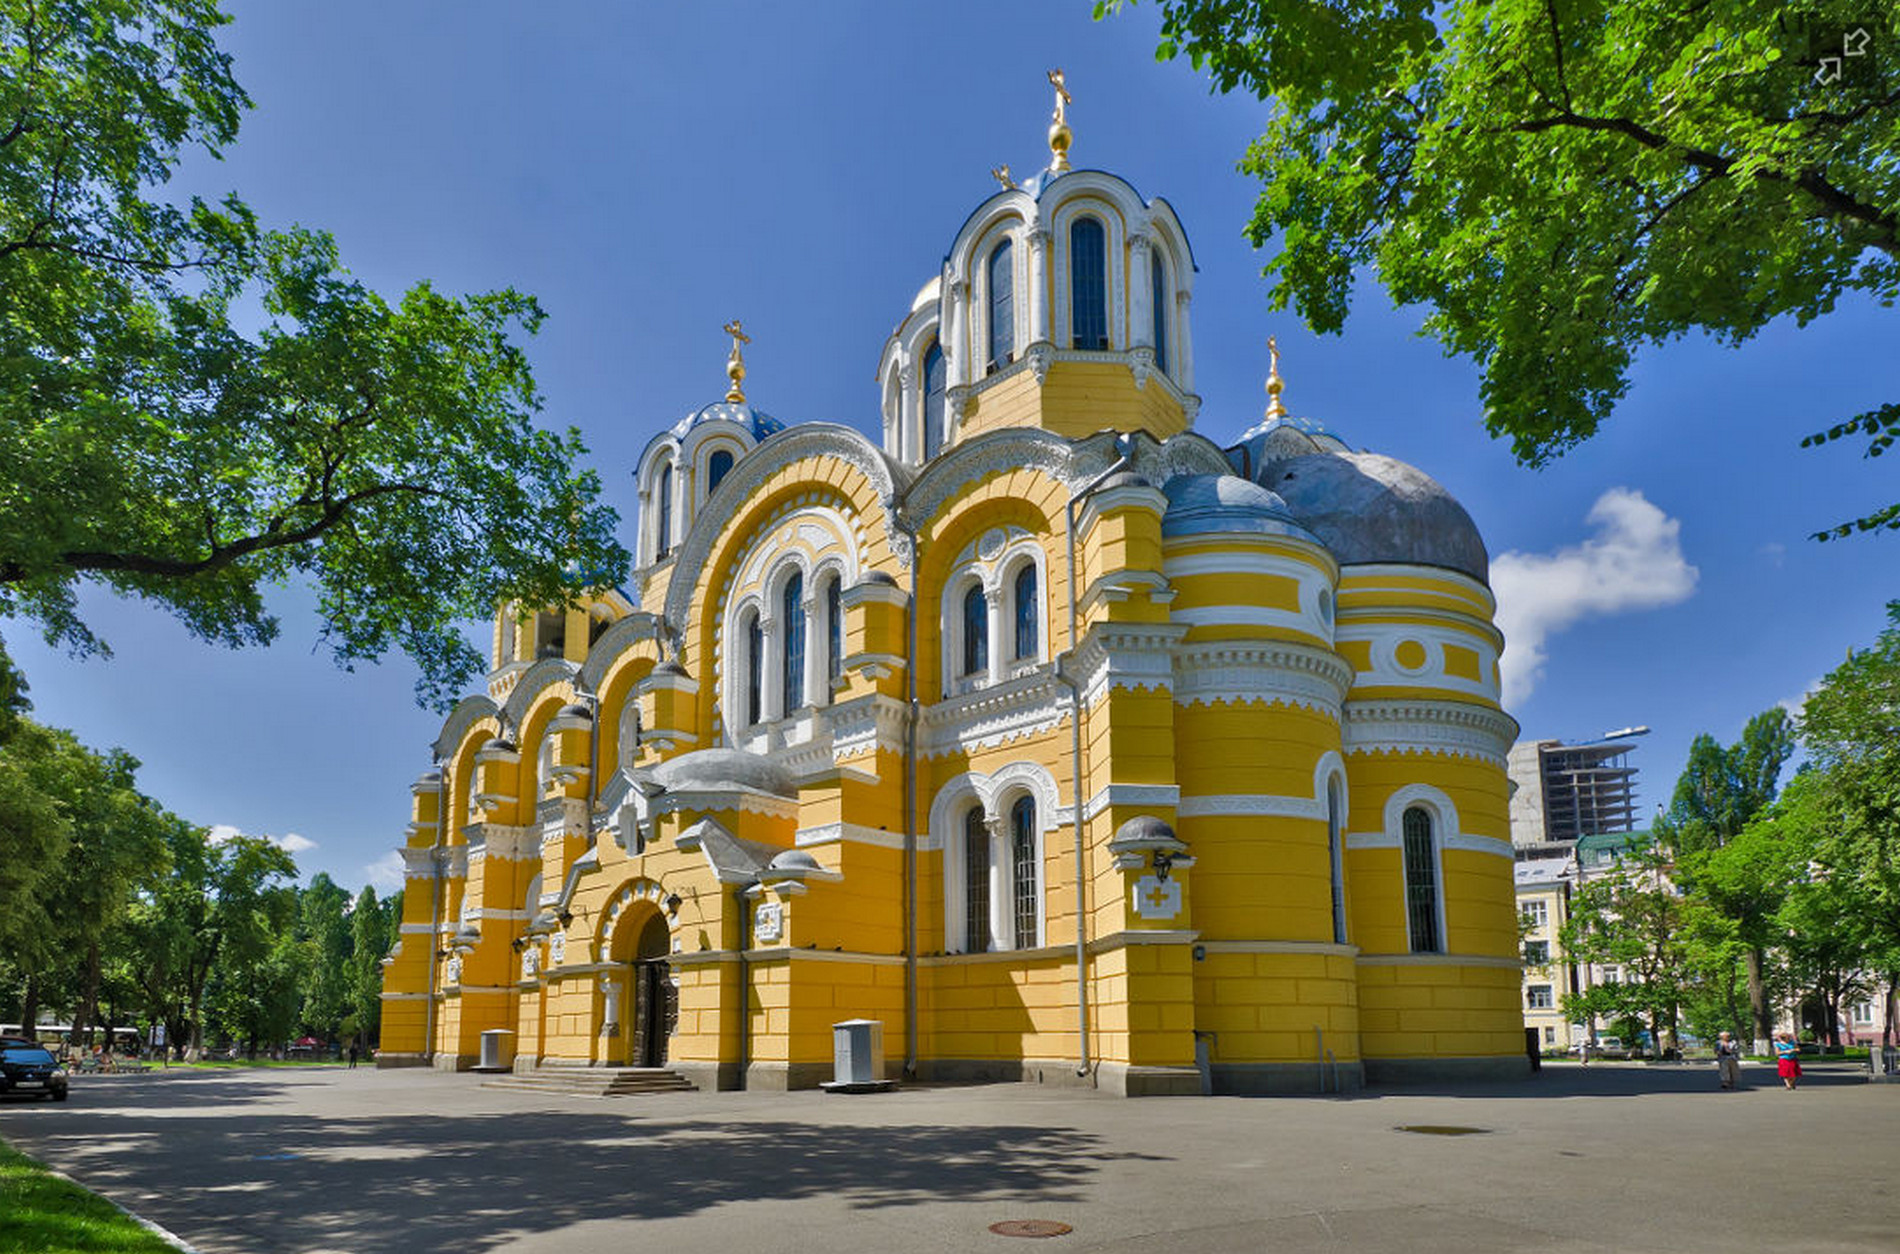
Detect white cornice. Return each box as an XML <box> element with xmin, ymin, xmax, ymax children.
<box><xmin>1342</xmin><ymin>698</ymin><xmax>1518</xmax><ymax>766</ymax></box>
<box><xmin>1169</xmin><ymin>640</ymin><xmax>1352</xmax><ymax>715</ymax></box>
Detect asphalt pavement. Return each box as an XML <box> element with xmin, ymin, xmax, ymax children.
<box><xmin>1</xmin><ymin>1059</ymin><xmax>1894</xmax><ymax>1253</ymax></box>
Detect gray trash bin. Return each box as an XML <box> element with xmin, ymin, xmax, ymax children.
<box><xmin>475</xmin><ymin>1029</ymin><xmax>515</xmax><ymax>1073</ymax></box>
<box><xmin>821</xmin><ymin>1018</ymin><xmax>893</xmax><ymax>1093</ymax></box>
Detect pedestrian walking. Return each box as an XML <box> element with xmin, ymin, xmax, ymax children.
<box><xmin>347</xmin><ymin>1043</ymin><xmax>358</xmax><ymax>1069</ymax></box>
<box><xmin>1715</xmin><ymin>1031</ymin><xmax>1742</xmax><ymax>1089</ymax></box>
<box><xmin>1773</xmin><ymin>1032</ymin><xmax>1802</xmax><ymax>1090</ymax></box>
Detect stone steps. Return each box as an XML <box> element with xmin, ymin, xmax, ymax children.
<box><xmin>481</xmin><ymin>1065</ymin><xmax>696</xmax><ymax>1098</ymax></box>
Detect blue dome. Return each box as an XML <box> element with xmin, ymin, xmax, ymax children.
<box><xmin>1263</xmin><ymin>452</ymin><xmax>1488</xmax><ymax>583</ymax></box>
<box><xmin>1160</xmin><ymin>474</ymin><xmax>1316</xmax><ymax>542</ymax></box>
<box><xmin>669</xmin><ymin>400</ymin><xmax>784</xmax><ymax>443</ymax></box>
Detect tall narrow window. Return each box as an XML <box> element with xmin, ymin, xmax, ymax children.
<box><xmin>1069</xmin><ymin>217</ymin><xmax>1108</xmax><ymax>350</ymax></box>
<box><xmin>987</xmin><ymin>239</ymin><xmax>1014</xmax><ymax>372</ymax></box>
<box><xmin>1149</xmin><ymin>244</ymin><xmax>1168</xmax><ymax>375</ymax></box>
<box><xmin>1011</xmin><ymin>795</ymin><xmax>1038</xmax><ymax>948</ymax></box>
<box><xmin>781</xmin><ymin>572</ymin><xmax>805</xmax><ymax>713</ymax></box>
<box><xmin>707</xmin><ymin>449</ymin><xmax>734</xmax><ymax>493</ymax></box>
<box><xmin>964</xmin><ymin>806</ymin><xmax>990</xmax><ymax>953</ymax></box>
<box><xmin>961</xmin><ymin>584</ymin><xmax>988</xmax><ymax>677</ymax></box>
<box><xmin>744</xmin><ymin>612</ymin><xmax>762</xmax><ymax>726</ymax></box>
<box><xmin>1402</xmin><ymin>806</ymin><xmax>1441</xmax><ymax>953</ymax></box>
<box><xmin>923</xmin><ymin>341</ymin><xmax>946</xmax><ymax>459</ymax></box>
<box><xmin>825</xmin><ymin>575</ymin><xmax>843</xmax><ymax>692</ymax></box>
<box><xmin>1327</xmin><ymin>778</ymin><xmax>1346</xmax><ymax>945</ymax></box>
<box><xmin>654</xmin><ymin>463</ymin><xmax>673</xmax><ymax>558</ymax></box>
<box><xmin>1012</xmin><ymin>564</ymin><xmax>1038</xmax><ymax>660</ymax></box>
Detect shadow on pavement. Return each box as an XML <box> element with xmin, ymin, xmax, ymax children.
<box><xmin>1345</xmin><ymin>1060</ymin><xmax>1874</xmax><ymax>1100</ymax></box>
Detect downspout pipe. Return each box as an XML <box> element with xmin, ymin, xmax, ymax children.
<box><xmin>1055</xmin><ymin>434</ymin><xmax>1135</xmax><ymax>1079</ymax></box>
<box><xmin>736</xmin><ymin>877</ymin><xmax>755</xmax><ymax>1090</ymax></box>
<box><xmin>897</xmin><ymin>505</ymin><xmax>921</xmax><ymax>1079</ymax></box>
<box><xmin>424</xmin><ymin>753</ymin><xmax>448</xmax><ymax>1066</ymax></box>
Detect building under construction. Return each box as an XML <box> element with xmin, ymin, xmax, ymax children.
<box><xmin>1507</xmin><ymin>732</ymin><xmax>1644</xmax><ymax>848</ymax></box>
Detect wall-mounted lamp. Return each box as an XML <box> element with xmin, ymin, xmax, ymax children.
<box><xmin>664</xmin><ymin>893</ymin><xmax>683</xmax><ymax>919</ymax></box>
<box><xmin>1154</xmin><ymin>851</ymin><xmax>1175</xmax><ymax>883</ymax></box>
<box><xmin>558</xmin><ymin>910</ymin><xmax>574</xmax><ymax>927</ymax></box>
<box><xmin>510</xmin><ymin>937</ymin><xmax>527</xmax><ymax>953</ymax></box>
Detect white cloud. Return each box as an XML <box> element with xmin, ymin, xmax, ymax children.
<box><xmin>1779</xmin><ymin>676</ymin><xmax>1824</xmax><ymax>717</ymax></box>
<box><xmin>1492</xmin><ymin>488</ymin><xmax>1699</xmax><ymax>707</ymax></box>
<box><xmin>275</xmin><ymin>832</ymin><xmax>317</xmax><ymax>855</ymax></box>
<box><xmin>207</xmin><ymin>823</ymin><xmax>242</xmax><ymax>845</ymax></box>
<box><xmin>365</xmin><ymin>851</ymin><xmax>404</xmax><ymax>892</ymax></box>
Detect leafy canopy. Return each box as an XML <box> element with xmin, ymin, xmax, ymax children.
<box><xmin>1101</xmin><ymin>0</ymin><xmax>1900</xmax><ymax>537</ymax></box>
<box><xmin>0</xmin><ymin>0</ymin><xmax>628</xmax><ymax>707</ymax></box>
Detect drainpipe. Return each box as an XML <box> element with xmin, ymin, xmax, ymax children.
<box><xmin>424</xmin><ymin>753</ymin><xmax>448</xmax><ymax>1065</ymax></box>
<box><xmin>896</xmin><ymin>504</ymin><xmax>922</xmax><ymax>1079</ymax></box>
<box><xmin>1055</xmin><ymin>434</ymin><xmax>1135</xmax><ymax>1079</ymax></box>
<box><xmin>735</xmin><ymin>877</ymin><xmax>754</xmax><ymax>1090</ymax></box>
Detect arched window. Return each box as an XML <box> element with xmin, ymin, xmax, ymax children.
<box><xmin>1070</xmin><ymin>217</ymin><xmax>1108</xmax><ymax>350</ymax></box>
<box><xmin>987</xmin><ymin>239</ymin><xmax>1014</xmax><ymax>372</ymax></box>
<box><xmin>1012</xmin><ymin>563</ymin><xmax>1038</xmax><ymax>660</ymax></box>
<box><xmin>825</xmin><ymin>575</ymin><xmax>843</xmax><ymax>693</ymax></box>
<box><xmin>1011</xmin><ymin>795</ymin><xmax>1038</xmax><ymax>948</ymax></box>
<box><xmin>1149</xmin><ymin>244</ymin><xmax>1168</xmax><ymax>375</ymax></box>
<box><xmin>961</xmin><ymin>584</ymin><xmax>988</xmax><ymax>677</ymax></box>
<box><xmin>744</xmin><ymin>611</ymin><xmax>763</xmax><ymax>726</ymax></box>
<box><xmin>1402</xmin><ymin>806</ymin><xmax>1441</xmax><ymax>953</ymax></box>
<box><xmin>923</xmin><ymin>341</ymin><xmax>946</xmax><ymax>459</ymax></box>
<box><xmin>1327</xmin><ymin>778</ymin><xmax>1346</xmax><ymax>945</ymax></box>
<box><xmin>655</xmin><ymin>463</ymin><xmax>673</xmax><ymax>559</ymax></box>
<box><xmin>964</xmin><ymin>806</ymin><xmax>990</xmax><ymax>953</ymax></box>
<box><xmin>781</xmin><ymin>572</ymin><xmax>805</xmax><ymax>713</ymax></box>
<box><xmin>707</xmin><ymin>449</ymin><xmax>734</xmax><ymax>493</ymax></box>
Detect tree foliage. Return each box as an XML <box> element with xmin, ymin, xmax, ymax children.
<box><xmin>0</xmin><ymin>0</ymin><xmax>628</xmax><ymax>707</ymax></box>
<box><xmin>1102</xmin><ymin>0</ymin><xmax>1900</xmax><ymax>537</ymax></box>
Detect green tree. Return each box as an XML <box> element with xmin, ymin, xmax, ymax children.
<box><xmin>1559</xmin><ymin>842</ymin><xmax>1705</xmax><ymax>1053</ymax></box>
<box><xmin>1656</xmin><ymin>708</ymin><xmax>1797</xmax><ymax>857</ymax></box>
<box><xmin>1102</xmin><ymin>0</ymin><xmax>1900</xmax><ymax>536</ymax></box>
<box><xmin>296</xmin><ymin>873</ymin><xmax>353</xmax><ymax>1044</ymax></box>
<box><xmin>0</xmin><ymin>0</ymin><xmax>627</xmax><ymax>708</ymax></box>
<box><xmin>346</xmin><ymin>885</ymin><xmax>387</xmax><ymax>1050</ymax></box>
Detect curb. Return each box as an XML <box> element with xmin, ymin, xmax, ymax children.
<box><xmin>43</xmin><ymin>1164</ymin><xmax>202</xmax><ymax>1254</ymax></box>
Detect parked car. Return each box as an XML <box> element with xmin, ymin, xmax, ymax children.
<box><xmin>0</xmin><ymin>1042</ymin><xmax>69</xmax><ymax>1101</ymax></box>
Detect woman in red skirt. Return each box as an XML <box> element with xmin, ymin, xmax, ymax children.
<box><xmin>1773</xmin><ymin>1032</ymin><xmax>1803</xmax><ymax>1090</ymax></box>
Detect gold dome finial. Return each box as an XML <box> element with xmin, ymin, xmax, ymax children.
<box><xmin>723</xmin><ymin>319</ymin><xmax>751</xmax><ymax>404</ymax></box>
<box><xmin>1264</xmin><ymin>335</ymin><xmax>1288</xmax><ymax>421</ymax></box>
<box><xmin>1046</xmin><ymin>68</ymin><xmax>1073</xmax><ymax>172</ymax></box>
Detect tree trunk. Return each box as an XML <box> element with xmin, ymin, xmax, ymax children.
<box><xmin>20</xmin><ymin>974</ymin><xmax>38</xmax><ymax>1038</ymax></box>
<box><xmin>1745</xmin><ymin>946</ymin><xmax>1772</xmax><ymax>1044</ymax></box>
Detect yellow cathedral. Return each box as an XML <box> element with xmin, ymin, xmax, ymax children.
<box><xmin>379</xmin><ymin>91</ymin><xmax>1527</xmax><ymax>1095</ymax></box>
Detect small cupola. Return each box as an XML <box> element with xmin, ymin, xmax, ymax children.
<box><xmin>875</xmin><ymin>71</ymin><xmax>1200</xmax><ymax>467</ymax></box>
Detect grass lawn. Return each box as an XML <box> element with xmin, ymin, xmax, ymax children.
<box><xmin>0</xmin><ymin>1140</ymin><xmax>178</xmax><ymax>1254</ymax></box>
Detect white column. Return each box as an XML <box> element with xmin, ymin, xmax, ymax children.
<box><xmin>945</xmin><ymin>278</ymin><xmax>968</xmax><ymax>388</ymax></box>
<box><xmin>986</xmin><ymin>586</ymin><xmax>1006</xmax><ymax>687</ymax></box>
<box><xmin>986</xmin><ymin>816</ymin><xmax>1008</xmax><ymax>951</ymax></box>
<box><xmin>801</xmin><ymin>595</ymin><xmax>822</xmax><ymax>712</ymax></box>
<box><xmin>1175</xmin><ymin>289</ymin><xmax>1195</xmax><ymax>395</ymax></box>
<box><xmin>898</xmin><ymin>365</ymin><xmax>917</xmax><ymax>463</ymax></box>
<box><xmin>760</xmin><ymin>614</ymin><xmax>782</xmax><ymax>722</ymax></box>
<box><xmin>1127</xmin><ymin>232</ymin><xmax>1152</xmax><ymax>351</ymax></box>
<box><xmin>1027</xmin><ymin>229</ymin><xmax>1051</xmax><ymax>345</ymax></box>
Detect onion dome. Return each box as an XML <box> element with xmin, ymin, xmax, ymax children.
<box><xmin>1262</xmin><ymin>452</ymin><xmax>1489</xmax><ymax>583</ymax></box>
<box><xmin>668</xmin><ymin>399</ymin><xmax>784</xmax><ymax>444</ymax></box>
<box><xmin>1160</xmin><ymin>474</ymin><xmax>1316</xmax><ymax>542</ymax></box>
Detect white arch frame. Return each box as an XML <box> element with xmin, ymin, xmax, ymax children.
<box><xmin>1049</xmin><ymin>193</ymin><xmax>1129</xmax><ymax>353</ymax></box>
<box><xmin>929</xmin><ymin>761</ymin><xmax>1062</xmax><ymax>954</ymax></box>
<box><xmin>1383</xmin><ymin>782</ymin><xmax>1457</xmax><ymax>955</ymax></box>
<box><xmin>971</xmin><ymin>218</ymin><xmax>1025</xmax><ymax>379</ymax></box>
<box><xmin>937</xmin><ymin>530</ymin><xmax>1048</xmax><ymax>697</ymax></box>
<box><xmin>1313</xmin><ymin>749</ymin><xmax>1349</xmax><ymax>946</ymax></box>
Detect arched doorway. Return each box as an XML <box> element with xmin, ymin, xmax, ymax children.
<box><xmin>625</xmin><ymin>911</ymin><xmax>674</xmax><ymax>1067</ymax></box>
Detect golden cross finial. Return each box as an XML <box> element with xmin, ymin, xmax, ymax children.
<box><xmin>990</xmin><ymin>162</ymin><xmax>1014</xmax><ymax>190</ymax></box>
<box><xmin>1047</xmin><ymin>68</ymin><xmax>1073</xmax><ymax>172</ymax></box>
<box><xmin>723</xmin><ymin>320</ymin><xmax>750</xmax><ymax>404</ymax></box>
<box><xmin>1264</xmin><ymin>335</ymin><xmax>1288</xmax><ymax>421</ymax></box>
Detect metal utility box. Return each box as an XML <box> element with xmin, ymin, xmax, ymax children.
<box><xmin>475</xmin><ymin>1029</ymin><xmax>515</xmax><ymax>1073</ymax></box>
<box><xmin>821</xmin><ymin>1018</ymin><xmax>893</xmax><ymax>1093</ymax></box>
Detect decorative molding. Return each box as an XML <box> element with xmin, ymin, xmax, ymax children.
<box><xmin>1176</xmin><ymin>793</ymin><xmax>1323</xmax><ymax>820</ymax></box>
<box><xmin>794</xmin><ymin>821</ymin><xmax>908</xmax><ymax>850</ymax></box>
<box><xmin>920</xmin><ymin>668</ymin><xmax>1071</xmax><ymax>758</ymax></box>
<box><xmin>1170</xmin><ymin>640</ymin><xmax>1352</xmax><ymax>715</ymax></box>
<box><xmin>1071</xmin><ymin>622</ymin><xmax>1189</xmax><ymax>709</ymax></box>
<box><xmin>1082</xmin><ymin>783</ymin><xmax>1179</xmax><ymax>822</ymax></box>
<box><xmin>1342</xmin><ymin>699</ymin><xmax>1518</xmax><ymax>766</ymax></box>
<box><xmin>650</xmin><ymin>785</ymin><xmax>800</xmax><ymax>822</ymax></box>
<box><xmin>1196</xmin><ymin>940</ymin><xmax>1359</xmax><ymax>957</ymax></box>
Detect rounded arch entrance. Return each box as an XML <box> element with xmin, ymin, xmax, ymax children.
<box><xmin>604</xmin><ymin>893</ymin><xmax>676</xmax><ymax>1067</ymax></box>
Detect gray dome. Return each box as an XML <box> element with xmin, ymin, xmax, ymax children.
<box><xmin>767</xmin><ymin>849</ymin><xmax>825</xmax><ymax>874</ymax></box>
<box><xmin>553</xmin><ymin>702</ymin><xmax>592</xmax><ymax>722</ymax></box>
<box><xmin>1112</xmin><ymin>815</ymin><xmax>1178</xmax><ymax>845</ymax></box>
<box><xmin>650</xmin><ymin>747</ymin><xmax>795</xmax><ymax>799</ymax></box>
<box><xmin>858</xmin><ymin>570</ymin><xmax>898</xmax><ymax>587</ymax></box>
<box><xmin>1160</xmin><ymin>474</ymin><xmax>1315</xmax><ymax>542</ymax></box>
<box><xmin>1263</xmin><ymin>452</ymin><xmax>1488</xmax><ymax>582</ymax></box>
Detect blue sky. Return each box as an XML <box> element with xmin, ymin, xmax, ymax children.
<box><xmin>6</xmin><ymin>2</ymin><xmax>1894</xmax><ymax>891</ymax></box>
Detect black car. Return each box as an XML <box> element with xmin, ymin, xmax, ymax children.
<box><xmin>0</xmin><ymin>1042</ymin><xmax>69</xmax><ymax>1100</ymax></box>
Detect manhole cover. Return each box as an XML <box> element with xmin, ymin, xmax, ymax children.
<box><xmin>1395</xmin><ymin>1125</ymin><xmax>1489</xmax><ymax>1136</ymax></box>
<box><xmin>990</xmin><ymin>1220</ymin><xmax>1073</xmax><ymax>1238</ymax></box>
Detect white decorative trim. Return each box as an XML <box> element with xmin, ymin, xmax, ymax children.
<box><xmin>794</xmin><ymin>821</ymin><xmax>908</xmax><ymax>850</ymax></box>
<box><xmin>1176</xmin><ymin>793</ymin><xmax>1322</xmax><ymax>820</ymax></box>
<box><xmin>477</xmin><ymin>824</ymin><xmax>538</xmax><ymax>862</ymax></box>
<box><xmin>1336</xmin><ymin>619</ymin><xmax>1501</xmax><ymax>702</ymax></box>
<box><xmin>1072</xmin><ymin>623</ymin><xmax>1188</xmax><ymax>709</ymax></box>
<box><xmin>920</xmin><ymin>669</ymin><xmax>1070</xmax><ymax>759</ymax></box>
<box><xmin>649</xmin><ymin>786</ymin><xmax>799</xmax><ymax>821</ymax></box>
<box><xmin>1082</xmin><ymin>783</ymin><xmax>1180</xmax><ymax>822</ymax></box>
<box><xmin>1170</xmin><ymin>640</ymin><xmax>1352</xmax><ymax>714</ymax></box>
<box><xmin>379</xmin><ymin>992</ymin><xmax>431</xmax><ymax>1002</ymax></box>
<box><xmin>1342</xmin><ymin>699</ymin><xmax>1517</xmax><ymax>766</ymax></box>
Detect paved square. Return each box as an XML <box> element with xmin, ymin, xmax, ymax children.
<box><xmin>2</xmin><ymin>1062</ymin><xmax>1895</xmax><ymax>1252</ymax></box>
